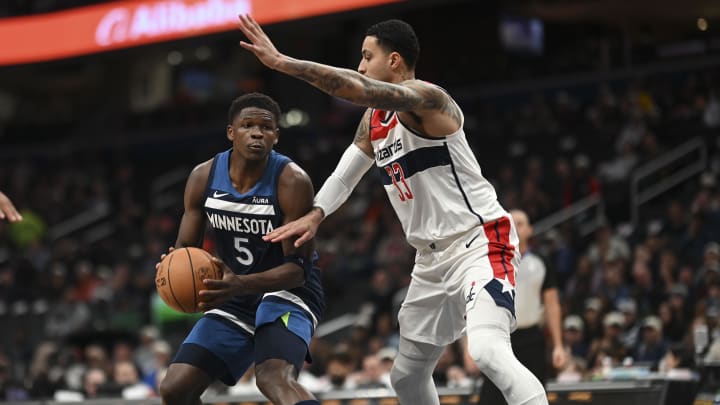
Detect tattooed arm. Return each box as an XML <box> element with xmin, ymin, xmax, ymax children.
<box><xmin>353</xmin><ymin>108</ymin><xmax>374</xmax><ymax>157</ymax></box>
<box><xmin>237</xmin><ymin>15</ymin><xmax>460</xmax><ymax>124</ymax></box>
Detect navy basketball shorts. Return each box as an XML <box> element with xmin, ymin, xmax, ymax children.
<box><xmin>255</xmin><ymin>298</ymin><xmax>314</xmax><ymax>374</ymax></box>
<box><xmin>173</xmin><ymin>315</ymin><xmax>255</xmax><ymax>386</ymax></box>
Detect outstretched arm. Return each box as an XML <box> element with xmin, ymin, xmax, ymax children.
<box><xmin>237</xmin><ymin>15</ymin><xmax>451</xmax><ymax>113</ymax></box>
<box><xmin>0</xmin><ymin>191</ymin><xmax>22</xmax><ymax>222</ymax></box>
<box><xmin>199</xmin><ymin>163</ymin><xmax>316</xmax><ymax>308</ymax></box>
<box><xmin>262</xmin><ymin>110</ymin><xmax>375</xmax><ymax>247</ymax></box>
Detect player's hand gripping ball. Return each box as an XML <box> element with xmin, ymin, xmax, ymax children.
<box><xmin>155</xmin><ymin>247</ymin><xmax>222</xmax><ymax>313</ymax></box>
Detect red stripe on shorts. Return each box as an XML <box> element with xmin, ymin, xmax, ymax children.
<box><xmin>482</xmin><ymin>216</ymin><xmax>516</xmax><ymax>286</ymax></box>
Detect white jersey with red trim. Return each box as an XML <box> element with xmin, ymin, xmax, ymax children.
<box><xmin>369</xmin><ymin>107</ymin><xmax>507</xmax><ymax>250</ymax></box>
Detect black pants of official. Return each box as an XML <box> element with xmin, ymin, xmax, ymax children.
<box><xmin>477</xmin><ymin>325</ymin><xmax>547</xmax><ymax>405</ymax></box>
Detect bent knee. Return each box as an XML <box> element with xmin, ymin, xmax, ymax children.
<box><xmin>159</xmin><ymin>365</ymin><xmax>208</xmax><ymax>404</ymax></box>
<box><xmin>467</xmin><ymin>339</ymin><xmax>503</xmax><ymax>371</ymax></box>
<box><xmin>255</xmin><ymin>359</ymin><xmax>297</xmax><ymax>392</ymax></box>
<box><xmin>159</xmin><ymin>375</ymin><xmax>186</xmax><ymax>402</ymax></box>
<box><xmin>390</xmin><ymin>360</ymin><xmax>419</xmax><ymax>391</ymax></box>
<box><xmin>389</xmin><ymin>364</ymin><xmax>403</xmax><ymax>389</ymax></box>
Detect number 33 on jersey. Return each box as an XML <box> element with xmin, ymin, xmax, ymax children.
<box><xmin>369</xmin><ymin>108</ymin><xmax>506</xmax><ymax>250</ymax></box>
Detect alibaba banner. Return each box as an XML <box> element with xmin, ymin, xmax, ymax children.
<box><xmin>0</xmin><ymin>0</ymin><xmax>401</xmax><ymax>66</ymax></box>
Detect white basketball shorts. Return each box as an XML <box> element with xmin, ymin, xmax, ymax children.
<box><xmin>397</xmin><ymin>215</ymin><xmax>520</xmax><ymax>346</ymax></box>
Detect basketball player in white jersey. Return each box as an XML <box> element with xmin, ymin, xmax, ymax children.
<box><xmin>238</xmin><ymin>15</ymin><xmax>547</xmax><ymax>405</ymax></box>
<box><xmin>0</xmin><ymin>191</ymin><xmax>21</xmax><ymax>222</ymax></box>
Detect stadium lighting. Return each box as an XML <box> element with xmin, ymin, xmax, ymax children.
<box><xmin>167</xmin><ymin>51</ymin><xmax>183</xmax><ymax>65</ymax></box>
<box><xmin>697</xmin><ymin>17</ymin><xmax>708</xmax><ymax>32</ymax></box>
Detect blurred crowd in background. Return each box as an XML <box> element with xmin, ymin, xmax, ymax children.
<box><xmin>0</xmin><ymin>63</ymin><xmax>718</xmax><ymax>400</ymax></box>
<box><xmin>2</xmin><ymin>0</ymin><xmax>720</xmax><ymax>400</ymax></box>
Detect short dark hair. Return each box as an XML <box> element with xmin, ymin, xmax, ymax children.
<box><xmin>228</xmin><ymin>92</ymin><xmax>281</xmax><ymax>125</ymax></box>
<box><xmin>366</xmin><ymin>19</ymin><xmax>420</xmax><ymax>70</ymax></box>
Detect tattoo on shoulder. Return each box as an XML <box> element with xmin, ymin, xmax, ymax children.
<box><xmin>440</xmin><ymin>98</ymin><xmax>463</xmax><ymax>126</ymax></box>
<box><xmin>408</xmin><ymin>82</ymin><xmax>462</xmax><ymax>126</ymax></box>
<box><xmin>353</xmin><ymin>110</ymin><xmax>371</xmax><ymax>145</ymax></box>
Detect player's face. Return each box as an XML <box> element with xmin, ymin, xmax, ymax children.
<box><xmin>227</xmin><ymin>107</ymin><xmax>279</xmax><ymax>161</ymax></box>
<box><xmin>357</xmin><ymin>36</ymin><xmax>394</xmax><ymax>82</ymax></box>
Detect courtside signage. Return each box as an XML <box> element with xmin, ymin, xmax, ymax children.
<box><xmin>0</xmin><ymin>0</ymin><xmax>401</xmax><ymax>66</ymax></box>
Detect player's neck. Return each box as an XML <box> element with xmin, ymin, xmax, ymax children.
<box><xmin>228</xmin><ymin>154</ymin><xmax>268</xmax><ymax>194</ymax></box>
<box><xmin>396</xmin><ymin>70</ymin><xmax>415</xmax><ymax>82</ymax></box>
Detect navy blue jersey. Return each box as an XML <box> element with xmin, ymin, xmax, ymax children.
<box><xmin>202</xmin><ymin>149</ymin><xmax>324</xmax><ymax>333</ymax></box>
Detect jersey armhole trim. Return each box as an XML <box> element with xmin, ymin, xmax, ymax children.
<box><xmin>204</xmin><ymin>153</ymin><xmax>223</xmax><ymax>198</ymax></box>
<box><xmin>446</xmin><ymin>142</ymin><xmax>484</xmax><ymax>224</ymax></box>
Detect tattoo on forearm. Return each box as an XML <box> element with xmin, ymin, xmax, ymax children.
<box><xmin>286</xmin><ymin>60</ymin><xmax>423</xmax><ymax>111</ymax></box>
<box><xmin>361</xmin><ymin>81</ymin><xmax>423</xmax><ymax>111</ymax></box>
<box><xmin>286</xmin><ymin>60</ymin><xmax>462</xmax><ymax>126</ymax></box>
<box><xmin>292</xmin><ymin>60</ymin><xmax>347</xmax><ymax>94</ymax></box>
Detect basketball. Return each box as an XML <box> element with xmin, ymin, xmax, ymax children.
<box><xmin>155</xmin><ymin>247</ymin><xmax>222</xmax><ymax>313</ymax></box>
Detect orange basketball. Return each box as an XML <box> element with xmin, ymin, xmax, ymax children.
<box><xmin>155</xmin><ymin>247</ymin><xmax>222</xmax><ymax>313</ymax></box>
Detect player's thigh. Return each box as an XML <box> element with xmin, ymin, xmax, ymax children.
<box><xmin>460</xmin><ymin>219</ymin><xmax>519</xmax><ymax>332</ymax></box>
<box><xmin>465</xmin><ymin>287</ymin><xmax>515</xmax><ymax>337</ymax></box>
<box><xmin>398</xmin><ymin>257</ymin><xmax>462</xmax><ymax>345</ymax></box>
<box><xmin>173</xmin><ymin>315</ymin><xmax>255</xmax><ymax>386</ymax></box>
<box><xmin>255</xmin><ymin>300</ymin><xmax>314</xmax><ymax>374</ymax></box>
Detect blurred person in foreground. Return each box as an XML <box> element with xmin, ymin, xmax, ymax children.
<box><xmin>244</xmin><ymin>15</ymin><xmax>547</xmax><ymax>405</ymax></box>
<box><xmin>476</xmin><ymin>210</ymin><xmax>566</xmax><ymax>405</ymax></box>
<box><xmin>0</xmin><ymin>191</ymin><xmax>21</xmax><ymax>222</ymax></box>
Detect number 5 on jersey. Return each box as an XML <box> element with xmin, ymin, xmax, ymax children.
<box><xmin>234</xmin><ymin>237</ymin><xmax>254</xmax><ymax>265</ymax></box>
<box><xmin>384</xmin><ymin>162</ymin><xmax>413</xmax><ymax>202</ymax></box>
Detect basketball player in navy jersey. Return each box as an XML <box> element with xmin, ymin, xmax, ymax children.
<box><xmin>239</xmin><ymin>16</ymin><xmax>547</xmax><ymax>405</ymax></box>
<box><xmin>157</xmin><ymin>93</ymin><xmax>325</xmax><ymax>405</ymax></box>
<box><xmin>0</xmin><ymin>191</ymin><xmax>22</xmax><ymax>222</ymax></box>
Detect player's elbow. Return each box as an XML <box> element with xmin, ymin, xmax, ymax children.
<box><xmin>283</xmin><ymin>254</ymin><xmax>311</xmax><ymax>288</ymax></box>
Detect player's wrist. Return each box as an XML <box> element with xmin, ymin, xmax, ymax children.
<box><xmin>310</xmin><ymin>206</ymin><xmax>326</xmax><ymax>221</ymax></box>
<box><xmin>232</xmin><ymin>274</ymin><xmax>249</xmax><ymax>296</ymax></box>
<box><xmin>273</xmin><ymin>53</ymin><xmax>292</xmax><ymax>73</ymax></box>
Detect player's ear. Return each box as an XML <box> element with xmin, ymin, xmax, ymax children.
<box><xmin>389</xmin><ymin>52</ymin><xmax>402</xmax><ymax>70</ymax></box>
<box><xmin>226</xmin><ymin>125</ymin><xmax>234</xmax><ymax>142</ymax></box>
<box><xmin>273</xmin><ymin>128</ymin><xmax>279</xmax><ymax>145</ymax></box>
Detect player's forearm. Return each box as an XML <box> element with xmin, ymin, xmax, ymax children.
<box><xmin>276</xmin><ymin>57</ymin><xmax>420</xmax><ymax>111</ymax></box>
<box><xmin>312</xmin><ymin>143</ymin><xmax>374</xmax><ymax>218</ymax></box>
<box><xmin>175</xmin><ymin>213</ymin><xmax>204</xmax><ymax>248</ymax></box>
<box><xmin>544</xmin><ymin>290</ymin><xmax>563</xmax><ymax>348</ymax></box>
<box><xmin>236</xmin><ymin>263</ymin><xmax>305</xmax><ymax>295</ymax></box>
